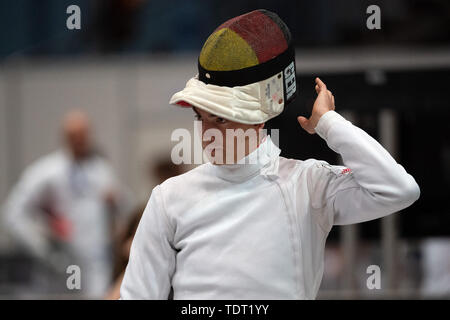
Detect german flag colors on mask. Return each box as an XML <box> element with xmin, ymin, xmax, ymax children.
<box><xmin>169</xmin><ymin>9</ymin><xmax>298</xmax><ymax>124</ymax></box>
<box><xmin>200</xmin><ymin>9</ymin><xmax>291</xmax><ymax>71</ymax></box>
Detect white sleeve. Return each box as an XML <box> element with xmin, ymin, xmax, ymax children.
<box><xmin>2</xmin><ymin>165</ymin><xmax>52</xmax><ymax>260</ymax></box>
<box><xmin>120</xmin><ymin>185</ymin><xmax>176</xmax><ymax>299</ymax></box>
<box><xmin>309</xmin><ymin>110</ymin><xmax>420</xmax><ymax>227</ymax></box>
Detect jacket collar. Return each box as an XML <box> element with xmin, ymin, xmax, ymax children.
<box><xmin>207</xmin><ymin>135</ymin><xmax>281</xmax><ymax>183</ymax></box>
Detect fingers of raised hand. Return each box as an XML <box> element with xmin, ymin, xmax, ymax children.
<box><xmin>315</xmin><ymin>77</ymin><xmax>327</xmax><ymax>91</ymax></box>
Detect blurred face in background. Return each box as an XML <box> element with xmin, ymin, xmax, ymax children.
<box><xmin>193</xmin><ymin>107</ymin><xmax>264</xmax><ymax>164</ymax></box>
<box><xmin>62</xmin><ymin>110</ymin><xmax>92</xmax><ymax>161</ymax></box>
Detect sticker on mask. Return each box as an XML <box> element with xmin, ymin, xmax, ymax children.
<box><xmin>260</xmin><ymin>73</ymin><xmax>285</xmax><ymax>115</ymax></box>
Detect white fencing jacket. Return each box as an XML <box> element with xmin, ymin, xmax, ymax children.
<box><xmin>120</xmin><ymin>110</ymin><xmax>420</xmax><ymax>299</ymax></box>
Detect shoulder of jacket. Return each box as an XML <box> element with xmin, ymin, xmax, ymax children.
<box><xmin>298</xmin><ymin>160</ymin><xmax>354</xmax><ymax>196</ymax></box>
<box><xmin>275</xmin><ymin>157</ymin><xmax>328</xmax><ymax>180</ymax></box>
<box><xmin>157</xmin><ymin>163</ymin><xmax>209</xmax><ymax>208</ymax></box>
<box><xmin>160</xmin><ymin>163</ymin><xmax>208</xmax><ymax>189</ymax></box>
<box><xmin>22</xmin><ymin>151</ymin><xmax>65</xmax><ymax>179</ymax></box>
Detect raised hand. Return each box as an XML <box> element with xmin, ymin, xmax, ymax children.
<box><xmin>297</xmin><ymin>77</ymin><xmax>335</xmax><ymax>134</ymax></box>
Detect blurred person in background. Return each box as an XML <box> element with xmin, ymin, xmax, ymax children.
<box><xmin>105</xmin><ymin>205</ymin><xmax>144</xmax><ymax>300</ymax></box>
<box><xmin>150</xmin><ymin>156</ymin><xmax>189</xmax><ymax>188</ymax></box>
<box><xmin>2</xmin><ymin>110</ymin><xmax>135</xmax><ymax>298</ymax></box>
<box><xmin>105</xmin><ymin>156</ymin><xmax>187</xmax><ymax>300</ymax></box>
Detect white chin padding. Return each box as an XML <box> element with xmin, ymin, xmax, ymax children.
<box><xmin>169</xmin><ymin>73</ymin><xmax>285</xmax><ymax>125</ymax></box>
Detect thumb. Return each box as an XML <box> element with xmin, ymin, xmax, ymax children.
<box><xmin>297</xmin><ymin>116</ymin><xmax>315</xmax><ymax>134</ymax></box>
<box><xmin>297</xmin><ymin>116</ymin><xmax>309</xmax><ymax>129</ymax></box>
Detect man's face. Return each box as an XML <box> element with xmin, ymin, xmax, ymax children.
<box><xmin>193</xmin><ymin>107</ymin><xmax>264</xmax><ymax>164</ymax></box>
<box><xmin>62</xmin><ymin>111</ymin><xmax>92</xmax><ymax>161</ymax></box>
